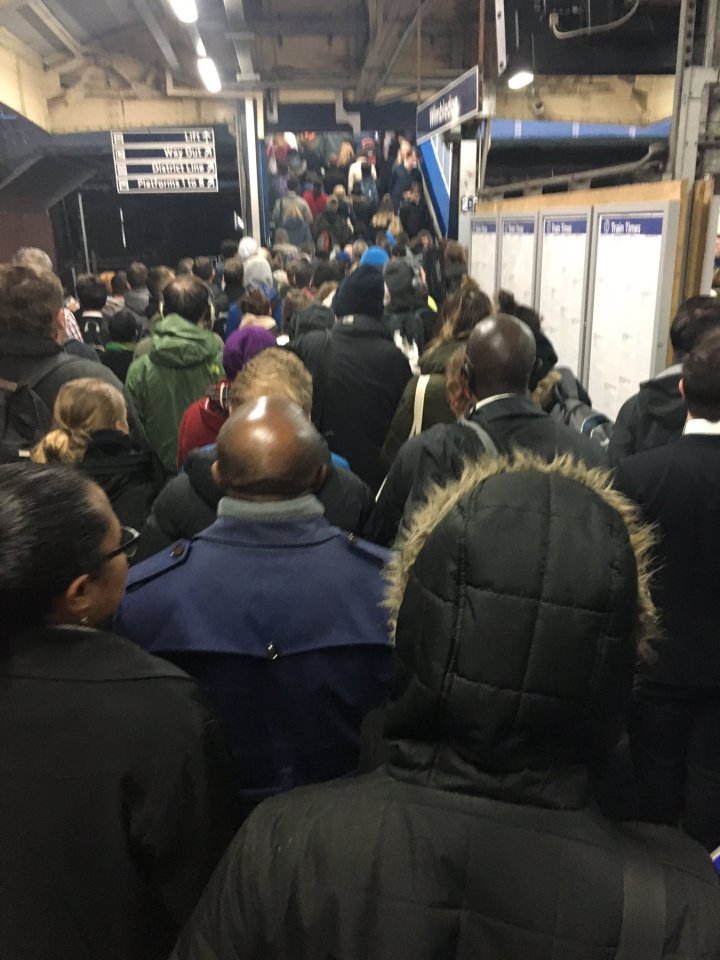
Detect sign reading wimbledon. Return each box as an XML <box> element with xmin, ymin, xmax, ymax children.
<box><xmin>112</xmin><ymin>128</ymin><xmax>219</xmax><ymax>194</ymax></box>
<box><xmin>416</xmin><ymin>67</ymin><xmax>479</xmax><ymax>145</ymax></box>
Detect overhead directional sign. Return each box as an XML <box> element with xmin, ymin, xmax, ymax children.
<box><xmin>111</xmin><ymin>128</ymin><xmax>219</xmax><ymax>194</ymax></box>
<box><xmin>416</xmin><ymin>66</ymin><xmax>480</xmax><ymax>145</ymax></box>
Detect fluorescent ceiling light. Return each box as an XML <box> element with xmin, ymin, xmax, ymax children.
<box><xmin>508</xmin><ymin>70</ymin><xmax>534</xmax><ymax>90</ymax></box>
<box><xmin>195</xmin><ymin>37</ymin><xmax>206</xmax><ymax>57</ymax></box>
<box><xmin>168</xmin><ymin>0</ymin><xmax>198</xmax><ymax>24</ymax></box>
<box><xmin>198</xmin><ymin>56</ymin><xmax>222</xmax><ymax>93</ymax></box>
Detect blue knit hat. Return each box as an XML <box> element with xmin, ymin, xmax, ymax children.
<box><xmin>360</xmin><ymin>245</ymin><xmax>390</xmax><ymax>270</ymax></box>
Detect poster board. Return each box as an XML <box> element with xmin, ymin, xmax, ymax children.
<box><xmin>469</xmin><ymin>217</ymin><xmax>498</xmax><ymax>296</ymax></box>
<box><xmin>585</xmin><ymin>202</ymin><xmax>680</xmax><ymax>421</ymax></box>
<box><xmin>536</xmin><ymin>211</ymin><xmax>592</xmax><ymax>373</ymax></box>
<box><xmin>499</xmin><ymin>214</ymin><xmax>537</xmax><ymax>307</ymax></box>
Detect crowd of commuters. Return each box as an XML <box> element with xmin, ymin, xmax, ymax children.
<box><xmin>2</xmin><ymin>224</ymin><xmax>720</xmax><ymax>959</ymax></box>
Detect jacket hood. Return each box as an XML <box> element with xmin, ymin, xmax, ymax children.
<box><xmin>187</xmin><ymin>446</ymin><xmax>222</xmax><ymax>509</ymax></box>
<box><xmin>419</xmin><ymin>338</ymin><xmax>463</xmax><ymax>375</ymax></box>
<box><xmin>148</xmin><ymin>314</ymin><xmax>221</xmax><ymax>371</ymax></box>
<box><xmin>293</xmin><ymin>303</ymin><xmax>334</xmax><ymax>336</ymax></box>
<box><xmin>636</xmin><ymin>368</ymin><xmax>685</xmax><ymax>429</ymax></box>
<box><xmin>383</xmin><ymin>452</ymin><xmax>656</xmax><ymax>808</ymax></box>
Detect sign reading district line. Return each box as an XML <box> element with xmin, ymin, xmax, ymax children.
<box><xmin>112</xmin><ymin>128</ymin><xmax>219</xmax><ymax>194</ymax></box>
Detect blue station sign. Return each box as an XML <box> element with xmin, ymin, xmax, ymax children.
<box><xmin>417</xmin><ymin>66</ymin><xmax>480</xmax><ymax>145</ymax></box>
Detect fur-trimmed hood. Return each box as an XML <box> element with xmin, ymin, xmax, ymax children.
<box><xmin>383</xmin><ymin>452</ymin><xmax>657</xmax><ymax>809</ymax></box>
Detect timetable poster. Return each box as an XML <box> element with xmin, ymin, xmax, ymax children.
<box><xmin>589</xmin><ymin>213</ymin><xmax>664</xmax><ymax>421</ymax></box>
<box><xmin>470</xmin><ymin>219</ymin><xmax>498</xmax><ymax>296</ymax></box>
<box><xmin>500</xmin><ymin>218</ymin><xmax>536</xmax><ymax>307</ymax></box>
<box><xmin>538</xmin><ymin>215</ymin><xmax>589</xmax><ymax>373</ymax></box>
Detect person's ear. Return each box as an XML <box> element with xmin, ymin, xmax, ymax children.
<box><xmin>56</xmin><ymin>573</ymin><xmax>92</xmax><ymax>625</ymax></box>
<box><xmin>679</xmin><ymin>378</ymin><xmax>686</xmax><ymax>399</ymax></box>
<box><xmin>211</xmin><ymin>460</ymin><xmax>226</xmax><ymax>490</ymax></box>
<box><xmin>53</xmin><ymin>308</ymin><xmax>66</xmax><ymax>344</ymax></box>
<box><xmin>312</xmin><ymin>463</ymin><xmax>328</xmax><ymax>492</ymax></box>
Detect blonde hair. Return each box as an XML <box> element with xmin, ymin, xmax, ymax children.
<box><xmin>229</xmin><ymin>348</ymin><xmax>313</xmax><ymax>416</ymax></box>
<box><xmin>31</xmin><ymin>378</ymin><xmax>127</xmax><ymax>465</ymax></box>
<box><xmin>338</xmin><ymin>141</ymin><xmax>355</xmax><ymax>167</ymax></box>
<box><xmin>333</xmin><ymin>185</ymin><xmax>347</xmax><ymax>201</ymax></box>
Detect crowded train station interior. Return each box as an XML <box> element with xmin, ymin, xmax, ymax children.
<box><xmin>3</xmin><ymin>0</ymin><xmax>720</xmax><ymax>955</ymax></box>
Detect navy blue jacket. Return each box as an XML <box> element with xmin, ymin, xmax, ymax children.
<box><xmin>115</xmin><ymin>502</ymin><xmax>395</xmax><ymax>814</ymax></box>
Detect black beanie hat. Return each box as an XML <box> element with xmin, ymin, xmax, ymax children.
<box><xmin>383</xmin><ymin>260</ymin><xmax>414</xmax><ymax>298</ymax></box>
<box><xmin>334</xmin><ymin>265</ymin><xmax>385</xmax><ymax>320</ymax></box>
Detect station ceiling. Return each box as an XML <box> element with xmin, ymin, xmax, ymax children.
<box><xmin>0</xmin><ymin>0</ymin><xmax>681</xmax><ymax>133</ymax></box>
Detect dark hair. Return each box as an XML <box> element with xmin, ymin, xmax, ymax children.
<box><xmin>220</xmin><ymin>239</ymin><xmax>239</xmax><ymax>260</ymax></box>
<box><xmin>193</xmin><ymin>256</ymin><xmax>214</xmax><ymax>283</ymax></box>
<box><xmin>76</xmin><ymin>274</ymin><xmax>107</xmax><ymax>311</ymax></box>
<box><xmin>147</xmin><ymin>266</ymin><xmax>175</xmax><ymax>302</ymax></box>
<box><xmin>312</xmin><ymin>262</ymin><xmax>339</xmax><ymax>287</ymax></box>
<box><xmin>0</xmin><ymin>463</ymin><xmax>108</xmax><ymax>638</ymax></box>
<box><xmin>282</xmin><ymin>288</ymin><xmax>312</xmax><ymax>333</ymax></box>
<box><xmin>126</xmin><ymin>261</ymin><xmax>148</xmax><ymax>289</ymax></box>
<box><xmin>360</xmin><ymin>162</ymin><xmax>372</xmax><ymax>178</ymax></box>
<box><xmin>239</xmin><ymin>287</ymin><xmax>271</xmax><ymax>317</ymax></box>
<box><xmin>375</xmin><ymin>231</ymin><xmax>390</xmax><ymax>250</ymax></box>
<box><xmin>670</xmin><ymin>296</ymin><xmax>720</xmax><ymax>357</ymax></box>
<box><xmin>162</xmin><ymin>275</ymin><xmax>211</xmax><ymax>325</ymax></box>
<box><xmin>682</xmin><ymin>327</ymin><xmax>720</xmax><ymax>420</ymax></box>
<box><xmin>111</xmin><ymin>271</ymin><xmax>128</xmax><ymax>296</ymax></box>
<box><xmin>293</xmin><ymin>261</ymin><xmax>314</xmax><ymax>290</ymax></box>
<box><xmin>176</xmin><ymin>257</ymin><xmax>194</xmax><ymax>276</ymax></box>
<box><xmin>444</xmin><ymin>240</ymin><xmax>468</xmax><ymax>267</ymax></box>
<box><xmin>108</xmin><ymin>308</ymin><xmax>139</xmax><ymax>343</ymax></box>
<box><xmin>287</xmin><ymin>176</ymin><xmax>299</xmax><ymax>193</ymax></box>
<box><xmin>497</xmin><ymin>289</ymin><xmax>540</xmax><ymax>335</ymax></box>
<box><xmin>0</xmin><ymin>264</ymin><xmax>63</xmax><ymax>338</ymax></box>
<box><xmin>392</xmin><ymin>241</ymin><xmax>408</xmax><ymax>259</ymax></box>
<box><xmin>223</xmin><ymin>256</ymin><xmax>244</xmax><ymax>288</ymax></box>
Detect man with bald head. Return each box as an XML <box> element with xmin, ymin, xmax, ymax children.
<box><xmin>116</xmin><ymin>397</ymin><xmax>394</xmax><ymax>816</ymax></box>
<box><xmin>366</xmin><ymin>313</ymin><xmax>605</xmax><ymax>545</ymax></box>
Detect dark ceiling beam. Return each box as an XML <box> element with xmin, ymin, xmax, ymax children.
<box><xmin>132</xmin><ymin>0</ymin><xmax>180</xmax><ymax>72</ymax></box>
<box><xmin>356</xmin><ymin>0</ymin><xmax>437</xmax><ymax>101</ymax></box>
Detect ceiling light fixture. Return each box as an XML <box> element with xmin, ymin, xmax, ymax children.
<box><xmin>168</xmin><ymin>0</ymin><xmax>198</xmax><ymax>24</ymax></box>
<box><xmin>507</xmin><ymin>69</ymin><xmax>534</xmax><ymax>90</ymax></box>
<box><xmin>195</xmin><ymin>36</ymin><xmax>206</xmax><ymax>58</ymax></box>
<box><xmin>198</xmin><ymin>56</ymin><xmax>222</xmax><ymax>93</ymax></box>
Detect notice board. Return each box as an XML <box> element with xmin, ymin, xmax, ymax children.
<box><xmin>499</xmin><ymin>215</ymin><xmax>537</xmax><ymax>307</ymax></box>
<box><xmin>469</xmin><ymin>217</ymin><xmax>498</xmax><ymax>296</ymax></box>
<box><xmin>536</xmin><ymin>211</ymin><xmax>591</xmax><ymax>372</ymax></box>
<box><xmin>586</xmin><ymin>202</ymin><xmax>680</xmax><ymax>421</ymax></box>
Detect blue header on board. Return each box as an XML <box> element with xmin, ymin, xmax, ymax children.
<box><xmin>472</xmin><ymin>219</ymin><xmax>496</xmax><ymax>234</ymax></box>
<box><xmin>503</xmin><ymin>219</ymin><xmax>535</xmax><ymax>236</ymax></box>
<box><xmin>544</xmin><ymin>217</ymin><xmax>588</xmax><ymax>236</ymax></box>
<box><xmin>599</xmin><ymin>215</ymin><xmax>664</xmax><ymax>237</ymax></box>
<box><xmin>417</xmin><ymin>67</ymin><xmax>479</xmax><ymax>145</ymax></box>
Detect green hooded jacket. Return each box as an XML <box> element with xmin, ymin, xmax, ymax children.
<box><xmin>126</xmin><ymin>313</ymin><xmax>224</xmax><ymax>474</ymax></box>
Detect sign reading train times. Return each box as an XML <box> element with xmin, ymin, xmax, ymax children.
<box><xmin>112</xmin><ymin>128</ymin><xmax>219</xmax><ymax>194</ymax></box>
<box><xmin>416</xmin><ymin>67</ymin><xmax>479</xmax><ymax>145</ymax></box>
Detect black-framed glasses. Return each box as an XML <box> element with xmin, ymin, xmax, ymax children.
<box><xmin>104</xmin><ymin>526</ymin><xmax>140</xmax><ymax>562</ymax></box>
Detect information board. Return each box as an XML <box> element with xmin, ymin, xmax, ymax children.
<box><xmin>469</xmin><ymin>218</ymin><xmax>498</xmax><ymax>296</ymax></box>
<box><xmin>112</xmin><ymin>128</ymin><xmax>218</xmax><ymax>194</ymax></box>
<box><xmin>537</xmin><ymin>213</ymin><xmax>590</xmax><ymax>373</ymax></box>
<box><xmin>587</xmin><ymin>211</ymin><xmax>669</xmax><ymax>421</ymax></box>
<box><xmin>499</xmin><ymin>217</ymin><xmax>536</xmax><ymax>307</ymax></box>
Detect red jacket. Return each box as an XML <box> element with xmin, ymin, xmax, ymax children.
<box><xmin>304</xmin><ymin>190</ymin><xmax>328</xmax><ymax>219</ymax></box>
<box><xmin>177</xmin><ymin>385</ymin><xmax>228</xmax><ymax>469</ymax></box>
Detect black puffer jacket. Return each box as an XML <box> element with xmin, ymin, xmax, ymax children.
<box><xmin>173</xmin><ymin>458</ymin><xmax>720</xmax><ymax>960</ymax></box>
<box><xmin>608</xmin><ymin>368</ymin><xmax>685</xmax><ymax>466</ymax></box>
<box><xmin>135</xmin><ymin>444</ymin><xmax>374</xmax><ymax>562</ymax></box>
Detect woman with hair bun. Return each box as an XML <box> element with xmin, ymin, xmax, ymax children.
<box><xmin>31</xmin><ymin>377</ymin><xmax>163</xmax><ymax>530</ymax></box>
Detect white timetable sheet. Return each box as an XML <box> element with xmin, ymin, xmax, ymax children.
<box><xmin>588</xmin><ymin>213</ymin><xmax>665</xmax><ymax>421</ymax></box>
<box><xmin>537</xmin><ymin>214</ymin><xmax>590</xmax><ymax>373</ymax></box>
<box><xmin>469</xmin><ymin>219</ymin><xmax>498</xmax><ymax>297</ymax></box>
<box><xmin>499</xmin><ymin>217</ymin><xmax>536</xmax><ymax>306</ymax></box>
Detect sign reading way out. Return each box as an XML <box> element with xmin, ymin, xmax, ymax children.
<box><xmin>112</xmin><ymin>128</ymin><xmax>219</xmax><ymax>194</ymax></box>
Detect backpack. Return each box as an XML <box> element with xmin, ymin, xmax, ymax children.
<box><xmin>0</xmin><ymin>355</ymin><xmax>60</xmax><ymax>463</ymax></box>
<box><xmin>316</xmin><ymin>229</ymin><xmax>333</xmax><ymax>255</ymax></box>
<box><xmin>360</xmin><ymin>177</ymin><xmax>379</xmax><ymax>213</ymax></box>
<box><xmin>551</xmin><ymin>367</ymin><xmax>614</xmax><ymax>450</ymax></box>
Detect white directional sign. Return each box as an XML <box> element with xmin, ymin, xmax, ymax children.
<box><xmin>112</xmin><ymin>128</ymin><xmax>219</xmax><ymax>194</ymax></box>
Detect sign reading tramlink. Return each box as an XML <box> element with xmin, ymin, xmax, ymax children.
<box><xmin>416</xmin><ymin>67</ymin><xmax>480</xmax><ymax>145</ymax></box>
<box><xmin>111</xmin><ymin>127</ymin><xmax>219</xmax><ymax>194</ymax></box>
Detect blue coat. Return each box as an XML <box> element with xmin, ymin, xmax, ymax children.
<box><xmin>115</xmin><ymin>511</ymin><xmax>395</xmax><ymax>813</ymax></box>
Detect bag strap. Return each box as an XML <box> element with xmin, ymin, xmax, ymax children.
<box><xmin>410</xmin><ymin>375</ymin><xmax>430</xmax><ymax>438</ymax></box>
<box><xmin>313</xmin><ymin>328</ymin><xmax>334</xmax><ymax>434</ymax></box>
<box><xmin>556</xmin><ymin>366</ymin><xmax>580</xmax><ymax>400</ymax></box>
<box><xmin>457</xmin><ymin>415</ymin><xmax>507</xmax><ymax>458</ymax></box>
<box><xmin>617</xmin><ymin>845</ymin><xmax>667</xmax><ymax>959</ymax></box>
